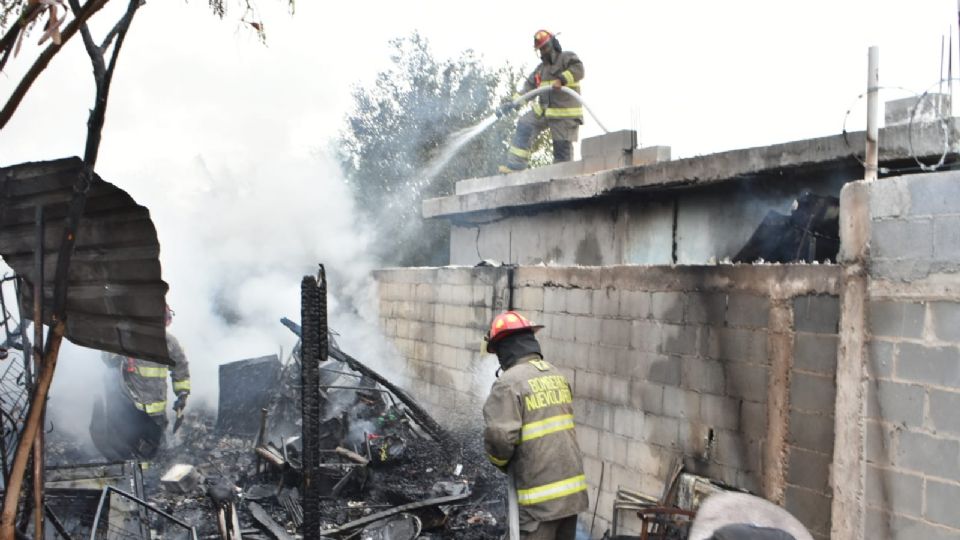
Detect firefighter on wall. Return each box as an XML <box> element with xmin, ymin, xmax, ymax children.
<box><xmin>498</xmin><ymin>29</ymin><xmax>584</xmax><ymax>173</ymax></box>
<box><xmin>91</xmin><ymin>305</ymin><xmax>190</xmax><ymax>460</ymax></box>
<box><xmin>482</xmin><ymin>311</ymin><xmax>588</xmax><ymax>539</ymax></box>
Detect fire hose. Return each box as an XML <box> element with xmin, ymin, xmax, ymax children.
<box><xmin>499</xmin><ymin>86</ymin><xmax>609</xmax><ymax>134</ymax></box>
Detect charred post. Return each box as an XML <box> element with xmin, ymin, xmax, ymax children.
<box><xmin>299</xmin><ymin>266</ymin><xmax>327</xmax><ymax>538</ymax></box>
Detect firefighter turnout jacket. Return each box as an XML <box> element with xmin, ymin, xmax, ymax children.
<box><xmin>104</xmin><ymin>334</ymin><xmax>191</xmax><ymax>421</ymax></box>
<box><xmin>483</xmin><ymin>355</ymin><xmax>588</xmax><ymax>530</ymax></box>
<box><xmin>521</xmin><ymin>49</ymin><xmax>584</xmax><ymax>122</ymax></box>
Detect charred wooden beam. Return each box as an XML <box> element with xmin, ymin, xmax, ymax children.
<box><xmin>299</xmin><ymin>266</ymin><xmax>327</xmax><ymax>539</ymax></box>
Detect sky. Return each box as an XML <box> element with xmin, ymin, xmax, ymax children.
<box><xmin>0</xmin><ymin>0</ymin><xmax>958</xmax><ymax>443</ymax></box>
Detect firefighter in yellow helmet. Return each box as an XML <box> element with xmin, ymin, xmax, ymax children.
<box><xmin>482</xmin><ymin>311</ymin><xmax>588</xmax><ymax>539</ymax></box>
<box><xmin>498</xmin><ymin>30</ymin><xmax>585</xmax><ymax>173</ymax></box>
<box><xmin>91</xmin><ymin>305</ymin><xmax>191</xmax><ymax>460</ymax></box>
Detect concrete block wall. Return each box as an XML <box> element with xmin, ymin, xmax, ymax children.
<box><xmin>374</xmin><ymin>266</ymin><xmax>509</xmax><ymax>427</ymax></box>
<box><xmin>374</xmin><ymin>265</ymin><xmax>841</xmax><ymax>538</ymax></box>
<box><xmin>862</xmin><ymin>170</ymin><xmax>960</xmax><ymax>539</ymax></box>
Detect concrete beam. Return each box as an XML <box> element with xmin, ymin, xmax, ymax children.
<box><xmin>423</xmin><ymin>121</ymin><xmax>960</xmax><ymax>220</ymax></box>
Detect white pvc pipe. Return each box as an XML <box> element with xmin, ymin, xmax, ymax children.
<box><xmin>865</xmin><ymin>46</ymin><xmax>879</xmax><ymax>181</ymax></box>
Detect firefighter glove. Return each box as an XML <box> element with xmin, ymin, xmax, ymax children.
<box><xmin>495</xmin><ymin>100</ymin><xmax>517</xmax><ymax>118</ymax></box>
<box><xmin>174</xmin><ymin>392</ymin><xmax>188</xmax><ymax>413</ymax></box>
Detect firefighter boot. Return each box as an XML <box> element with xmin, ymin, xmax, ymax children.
<box><xmin>500</xmin><ymin>121</ymin><xmax>536</xmax><ymax>173</ymax></box>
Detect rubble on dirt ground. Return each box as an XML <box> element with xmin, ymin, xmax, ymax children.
<box><xmin>45</xmin><ymin>323</ymin><xmax>507</xmax><ymax>539</ymax></box>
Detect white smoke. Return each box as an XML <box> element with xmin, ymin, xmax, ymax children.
<box><xmin>37</xmin><ymin>147</ymin><xmax>403</xmax><ymax>452</ymax></box>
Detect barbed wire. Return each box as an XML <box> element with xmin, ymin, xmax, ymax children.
<box><xmin>840</xmin><ymin>78</ymin><xmax>959</xmax><ymax>176</ymax></box>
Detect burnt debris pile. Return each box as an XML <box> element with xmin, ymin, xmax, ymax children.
<box><xmin>45</xmin><ymin>319</ymin><xmax>505</xmax><ymax>539</ymax></box>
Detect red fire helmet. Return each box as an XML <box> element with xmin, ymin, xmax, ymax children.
<box><xmin>484</xmin><ymin>310</ymin><xmax>544</xmax><ymax>353</ymax></box>
<box><xmin>533</xmin><ymin>29</ymin><xmax>554</xmax><ymax>50</ymax></box>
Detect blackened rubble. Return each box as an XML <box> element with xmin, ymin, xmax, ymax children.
<box><xmin>45</xmin><ymin>321</ymin><xmax>506</xmax><ymax>539</ymax></box>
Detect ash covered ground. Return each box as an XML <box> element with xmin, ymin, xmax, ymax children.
<box><xmin>45</xmin><ymin>352</ymin><xmax>508</xmax><ymax>539</ymax></box>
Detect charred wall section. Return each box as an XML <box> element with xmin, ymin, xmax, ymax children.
<box><xmin>449</xmin><ymin>173</ymin><xmax>847</xmax><ymax>267</ymax></box>
<box><xmin>374</xmin><ymin>264</ymin><xmax>841</xmax><ymax>538</ymax></box>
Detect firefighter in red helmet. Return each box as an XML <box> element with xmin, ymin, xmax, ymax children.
<box><xmin>482</xmin><ymin>311</ymin><xmax>588</xmax><ymax>539</ymax></box>
<box><xmin>498</xmin><ymin>30</ymin><xmax>585</xmax><ymax>173</ymax></box>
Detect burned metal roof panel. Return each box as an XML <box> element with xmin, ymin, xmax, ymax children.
<box><xmin>0</xmin><ymin>157</ymin><xmax>171</xmax><ymax>365</ymax></box>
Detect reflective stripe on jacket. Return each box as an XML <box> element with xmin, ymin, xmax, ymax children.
<box><xmin>105</xmin><ymin>334</ymin><xmax>190</xmax><ymax>418</ymax></box>
<box><xmin>483</xmin><ymin>355</ymin><xmax>588</xmax><ymax>530</ymax></box>
<box><xmin>521</xmin><ymin>49</ymin><xmax>584</xmax><ymax>122</ymax></box>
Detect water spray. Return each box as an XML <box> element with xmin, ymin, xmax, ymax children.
<box><xmin>419</xmin><ymin>86</ymin><xmax>609</xmax><ymax>183</ymax></box>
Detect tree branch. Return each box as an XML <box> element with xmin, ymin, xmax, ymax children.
<box><xmin>83</xmin><ymin>0</ymin><xmax>140</xmax><ymax>167</ymax></box>
<box><xmin>67</xmin><ymin>0</ymin><xmax>105</xmax><ymax>80</ymax></box>
<box><xmin>0</xmin><ymin>0</ymin><xmax>111</xmax><ymax>131</ymax></box>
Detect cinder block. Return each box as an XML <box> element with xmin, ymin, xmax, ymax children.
<box><xmin>574</xmin><ymin>316</ymin><xmax>601</xmax><ymax>345</ymax></box>
<box><xmin>544</xmin><ymin>287</ymin><xmax>566</xmax><ymax>314</ymax></box>
<box><xmin>788</xmin><ymin>448</ymin><xmax>831</xmax><ymax>493</ymax></box>
<box><xmin>650</xmin><ymin>292</ymin><xmax>684</xmax><ymax>323</ymax></box>
<box><xmin>791</xmin><ymin>373</ymin><xmax>837</xmax><ymax>414</ymax></box>
<box><xmin>895</xmin><ymin>430</ymin><xmax>960</xmax><ymax>481</ymax></box>
<box><xmin>740</xmin><ymin>401</ymin><xmax>767</xmax><ymax>437</ymax></box>
<box><xmin>515</xmin><ymin>286</ymin><xmax>545</xmax><ymax>312</ymax></box>
<box><xmin>681</xmin><ymin>358</ymin><xmax>726</xmax><ymax>395</ymax></box>
<box><xmin>549</xmin><ymin>314</ymin><xmax>577</xmax><ymax>341</ymax></box>
<box><xmin>630</xmin><ymin>320</ymin><xmax>661</xmax><ymax>352</ymax></box>
<box><xmin>647</xmin><ymin>356</ymin><xmax>681</xmax><ymax>386</ymax></box>
<box><xmin>794</xmin><ymin>333</ymin><xmax>839</xmax><ymax>375</ymax></box>
<box><xmin>661</xmin><ymin>324</ymin><xmax>698</xmax><ymax>356</ymax></box>
<box><xmin>724</xmin><ymin>364</ymin><xmax>769</xmax><ymax>403</ymax></box>
<box><xmin>592</xmin><ymin>288</ymin><xmax>620</xmax><ymax>318</ymax></box>
<box><xmin>600</xmin><ymin>319</ymin><xmax>632</xmax><ymax>348</ymax></box>
<box><xmin>575</xmin><ymin>398</ymin><xmax>611</xmax><ymax>430</ymax></box>
<box><xmin>784</xmin><ymin>486</ymin><xmax>833</xmax><ymax>534</ymax></box>
<box><xmin>713</xmin><ymin>430</ymin><xmax>749</xmax><ymax>470</ymax></box>
<box><xmin>711</xmin><ymin>327</ymin><xmax>769</xmax><ymax>364</ymax></box>
<box><xmin>869</xmin><ymin>300</ymin><xmax>926</xmax><ymax>339</ymax></box>
<box><xmin>867</xmin><ymin>340</ymin><xmax>894</xmax><ymax>378</ymax></box>
<box><xmin>871</xmin><ymin>218</ymin><xmax>934</xmax><ymax>260</ymax></box>
<box><xmin>613</xmin><ymin>407</ymin><xmax>645</xmax><ymax>440</ymax></box>
<box><xmin>931</xmin><ymin>301</ymin><xmax>960</xmax><ymax>343</ymax></box>
<box><xmin>793</xmin><ymin>295</ymin><xmax>840</xmax><ymax>334</ymax></box>
<box><xmin>641</xmin><ymin>415</ymin><xmax>680</xmax><ymax>450</ymax></box>
<box><xmin>581</xmin><ymin>129</ymin><xmax>637</xmax><ymax>158</ymax></box>
<box><xmin>930</xmin><ymin>389</ymin><xmax>960</xmax><ymax>435</ymax></box>
<box><xmin>866</xmin><ymin>380</ymin><xmax>924</xmax><ymax>425</ymax></box>
<box><xmin>685</xmin><ymin>292</ymin><xmax>727</xmax><ymax>325</ymax></box>
<box><xmin>865</xmin><ymin>465</ymin><xmax>923</xmax><ymax>517</ymax></box>
<box><xmin>576</xmin><ymin>424</ymin><xmax>601</xmax><ymax>456</ymax></box>
<box><xmin>566</xmin><ymin>288</ymin><xmax>593</xmax><ymax>315</ymax></box>
<box><xmin>934</xmin><ymin>215</ymin><xmax>960</xmax><ymax>263</ymax></box>
<box><xmin>598</xmin><ymin>432</ymin><xmax>629</xmax><ymax>464</ymax></box>
<box><xmin>629</xmin><ymin>381</ymin><xmax>664</xmax><ymax>415</ymax></box>
<box><xmin>907</xmin><ymin>172</ymin><xmax>960</xmax><ymax>216</ymax></box>
<box><xmin>587</xmin><ymin>344</ymin><xmax>617</xmax><ymax>373</ymax></box>
<box><xmin>620</xmin><ymin>290</ymin><xmax>651</xmax><ymax>319</ymax></box>
<box><xmin>698</xmin><ymin>394</ymin><xmax>740</xmax><ymax>431</ymax></box>
<box><xmin>725</xmin><ymin>294</ymin><xmax>769</xmax><ymax>328</ymax></box>
<box><xmin>662</xmin><ymin>387</ymin><xmax>700</xmax><ymax>420</ymax></box>
<box><xmin>896</xmin><ymin>342</ymin><xmax>960</xmax><ymax>387</ymax></box>
<box><xmin>788</xmin><ymin>410</ymin><xmax>835</xmax><ymax>455</ymax></box>
<box><xmin>605</xmin><ymin>375</ymin><xmax>631</xmax><ymax>405</ymax></box>
<box><xmin>865</xmin><ymin>420</ymin><xmax>894</xmax><ymax>466</ymax></box>
<box><xmin>869</xmin><ymin>176</ymin><xmax>911</xmax><ymax>218</ymax></box>
<box><xmin>924</xmin><ymin>479</ymin><xmax>960</xmax><ymax>528</ymax></box>
<box><xmin>628</xmin><ymin>145</ymin><xmax>671</xmax><ymax>166</ymax></box>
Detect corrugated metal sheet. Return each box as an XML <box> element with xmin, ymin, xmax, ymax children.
<box><xmin>0</xmin><ymin>157</ymin><xmax>172</xmax><ymax>365</ymax></box>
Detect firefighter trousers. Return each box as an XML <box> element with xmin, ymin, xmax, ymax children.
<box><xmin>502</xmin><ymin>112</ymin><xmax>580</xmax><ymax>172</ymax></box>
